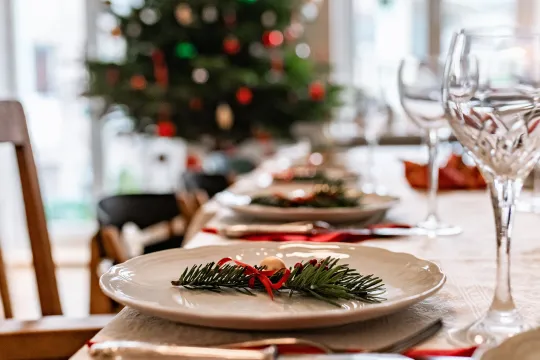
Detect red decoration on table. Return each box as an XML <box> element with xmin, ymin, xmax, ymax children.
<box><xmin>203</xmin><ymin>223</ymin><xmax>411</xmax><ymax>243</ymax></box>
<box><xmin>130</xmin><ymin>75</ymin><xmax>147</xmax><ymax>90</ymax></box>
<box><xmin>309</xmin><ymin>81</ymin><xmax>325</xmax><ymax>101</ymax></box>
<box><xmin>156</xmin><ymin>120</ymin><xmax>176</xmax><ymax>137</ymax></box>
<box><xmin>404</xmin><ymin>154</ymin><xmax>486</xmax><ymax>190</ymax></box>
<box><xmin>151</xmin><ymin>49</ymin><xmax>169</xmax><ymax>88</ymax></box>
<box><xmin>216</xmin><ymin>257</ymin><xmax>290</xmax><ymax>300</ymax></box>
<box><xmin>223</xmin><ymin>36</ymin><xmax>241</xmax><ymax>54</ymax></box>
<box><xmin>236</xmin><ymin>87</ymin><xmax>253</xmax><ymax>105</ymax></box>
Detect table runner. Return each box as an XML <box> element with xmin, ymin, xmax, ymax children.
<box><xmin>71</xmin><ymin>146</ymin><xmax>540</xmax><ymax>359</ymax></box>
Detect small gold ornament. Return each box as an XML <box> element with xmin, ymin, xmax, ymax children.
<box><xmin>216</xmin><ymin>103</ymin><xmax>234</xmax><ymax>130</ymax></box>
<box><xmin>259</xmin><ymin>256</ymin><xmax>286</xmax><ymax>271</ymax></box>
<box><xmin>175</xmin><ymin>3</ymin><xmax>193</xmax><ymax>26</ymax></box>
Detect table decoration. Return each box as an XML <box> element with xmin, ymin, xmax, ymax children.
<box><xmin>443</xmin><ymin>27</ymin><xmax>540</xmax><ymax>346</ymax></box>
<box><xmin>99</xmin><ymin>242</ymin><xmax>445</xmax><ymax>330</ymax></box>
<box><xmin>171</xmin><ymin>256</ymin><xmax>386</xmax><ymax>306</ymax></box>
<box><xmin>404</xmin><ymin>154</ymin><xmax>486</xmax><ymax>190</ymax></box>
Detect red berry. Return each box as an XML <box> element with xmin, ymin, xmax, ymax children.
<box><xmin>309</xmin><ymin>259</ymin><xmax>317</xmax><ymax>266</ymax></box>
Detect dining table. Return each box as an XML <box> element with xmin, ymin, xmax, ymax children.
<box><xmin>71</xmin><ymin>144</ymin><xmax>540</xmax><ymax>359</ymax></box>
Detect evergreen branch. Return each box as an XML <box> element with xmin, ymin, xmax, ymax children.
<box><xmin>171</xmin><ymin>257</ymin><xmax>386</xmax><ymax>307</ymax></box>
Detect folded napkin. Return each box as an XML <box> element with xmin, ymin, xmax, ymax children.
<box><xmin>202</xmin><ymin>223</ymin><xmax>411</xmax><ymax>243</ymax></box>
<box><xmin>404</xmin><ymin>154</ymin><xmax>486</xmax><ymax>191</ymax></box>
<box><xmin>262</xmin><ymin>344</ymin><xmax>477</xmax><ymax>358</ymax></box>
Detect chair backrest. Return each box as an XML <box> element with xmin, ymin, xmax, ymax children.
<box><xmin>97</xmin><ymin>193</ymin><xmax>181</xmax><ymax>230</ymax></box>
<box><xmin>0</xmin><ymin>101</ymin><xmax>62</xmax><ymax>318</ymax></box>
<box><xmin>182</xmin><ymin>171</ymin><xmax>230</xmax><ymax>197</ymax></box>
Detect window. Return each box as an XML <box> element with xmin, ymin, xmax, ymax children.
<box><xmin>331</xmin><ymin>0</ymin><xmax>532</xmax><ymax>135</ymax></box>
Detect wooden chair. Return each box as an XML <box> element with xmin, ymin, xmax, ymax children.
<box><xmin>90</xmin><ymin>193</ymin><xmax>186</xmax><ymax>314</ymax></box>
<box><xmin>0</xmin><ymin>101</ymin><xmax>113</xmax><ymax>359</ymax></box>
<box><xmin>182</xmin><ymin>171</ymin><xmax>231</xmax><ymax>197</ymax></box>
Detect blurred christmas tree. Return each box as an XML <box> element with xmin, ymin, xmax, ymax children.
<box><xmin>86</xmin><ymin>0</ymin><xmax>341</xmax><ymax>143</ymax></box>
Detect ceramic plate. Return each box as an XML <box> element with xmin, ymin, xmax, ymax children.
<box><xmin>100</xmin><ymin>242</ymin><xmax>445</xmax><ymax>330</ymax></box>
<box><xmin>481</xmin><ymin>328</ymin><xmax>540</xmax><ymax>360</ymax></box>
<box><xmin>217</xmin><ymin>184</ymin><xmax>399</xmax><ymax>223</ymax></box>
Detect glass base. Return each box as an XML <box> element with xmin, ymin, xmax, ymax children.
<box><xmin>448</xmin><ymin>309</ymin><xmax>532</xmax><ymax>347</ymax></box>
<box><xmin>416</xmin><ymin>215</ymin><xmax>462</xmax><ymax>237</ymax></box>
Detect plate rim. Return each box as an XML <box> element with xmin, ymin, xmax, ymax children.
<box><xmin>100</xmin><ymin>242</ymin><xmax>446</xmax><ymax>325</ymax></box>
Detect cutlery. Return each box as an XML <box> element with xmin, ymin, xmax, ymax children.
<box><xmin>219</xmin><ymin>221</ymin><xmax>421</xmax><ymax>238</ymax></box>
<box><xmin>88</xmin><ymin>341</ymin><xmax>277</xmax><ymax>359</ymax></box>
<box><xmin>89</xmin><ymin>319</ymin><xmax>443</xmax><ymax>359</ymax></box>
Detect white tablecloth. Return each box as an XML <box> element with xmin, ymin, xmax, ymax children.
<box><xmin>72</xmin><ymin>146</ymin><xmax>540</xmax><ymax>359</ymax></box>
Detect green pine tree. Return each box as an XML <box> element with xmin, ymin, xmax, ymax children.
<box><xmin>86</xmin><ymin>0</ymin><xmax>341</xmax><ymax>143</ymax></box>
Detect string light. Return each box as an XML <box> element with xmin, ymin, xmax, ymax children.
<box><xmin>295</xmin><ymin>43</ymin><xmax>311</xmax><ymax>58</ymax></box>
<box><xmin>249</xmin><ymin>42</ymin><xmax>265</xmax><ymax>58</ymax></box>
<box><xmin>261</xmin><ymin>11</ymin><xmax>277</xmax><ymax>27</ymax></box>
<box><xmin>175</xmin><ymin>3</ymin><xmax>193</xmax><ymax>25</ymax></box>
<box><xmin>223</xmin><ymin>36</ymin><xmax>241</xmax><ymax>54</ymax></box>
<box><xmin>140</xmin><ymin>8</ymin><xmax>160</xmax><ymax>25</ymax></box>
<box><xmin>130</xmin><ymin>75</ymin><xmax>147</xmax><ymax>90</ymax></box>
<box><xmin>301</xmin><ymin>2</ymin><xmax>319</xmax><ymax>22</ymax></box>
<box><xmin>216</xmin><ymin>103</ymin><xmax>234</xmax><ymax>130</ymax></box>
<box><xmin>192</xmin><ymin>68</ymin><xmax>209</xmax><ymax>83</ymax></box>
<box><xmin>202</xmin><ymin>5</ymin><xmax>218</xmax><ymax>23</ymax></box>
<box><xmin>126</xmin><ymin>22</ymin><xmax>142</xmax><ymax>37</ymax></box>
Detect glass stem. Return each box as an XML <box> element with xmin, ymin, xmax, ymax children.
<box><xmin>487</xmin><ymin>177</ymin><xmax>521</xmax><ymax>314</ymax></box>
<box><xmin>426</xmin><ymin>129</ymin><xmax>440</xmax><ymax>222</ymax></box>
<box><xmin>366</xmin><ymin>139</ymin><xmax>377</xmax><ymax>188</ymax></box>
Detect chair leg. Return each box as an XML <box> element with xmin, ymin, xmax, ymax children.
<box><xmin>89</xmin><ymin>234</ymin><xmax>113</xmax><ymax>315</ymax></box>
<box><xmin>0</xmin><ymin>244</ymin><xmax>13</xmax><ymax>319</ymax></box>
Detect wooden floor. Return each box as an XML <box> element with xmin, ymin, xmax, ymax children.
<box><xmin>2</xmin><ymin>245</ymin><xmax>89</xmax><ymax>319</ymax></box>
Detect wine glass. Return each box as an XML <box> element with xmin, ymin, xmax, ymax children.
<box><xmin>443</xmin><ymin>27</ymin><xmax>540</xmax><ymax>346</ymax></box>
<box><xmin>398</xmin><ymin>56</ymin><xmax>462</xmax><ymax>236</ymax></box>
<box><xmin>355</xmin><ymin>93</ymin><xmax>391</xmax><ymax>194</ymax></box>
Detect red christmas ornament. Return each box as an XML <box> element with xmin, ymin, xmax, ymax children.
<box><xmin>130</xmin><ymin>75</ymin><xmax>147</xmax><ymax>90</ymax></box>
<box><xmin>236</xmin><ymin>87</ymin><xmax>253</xmax><ymax>105</ymax></box>
<box><xmin>186</xmin><ymin>154</ymin><xmax>202</xmax><ymax>171</ymax></box>
<box><xmin>262</xmin><ymin>30</ymin><xmax>283</xmax><ymax>47</ymax></box>
<box><xmin>106</xmin><ymin>68</ymin><xmax>120</xmax><ymax>86</ymax></box>
<box><xmin>189</xmin><ymin>97</ymin><xmax>203</xmax><ymax>111</ymax></box>
<box><xmin>223</xmin><ymin>36</ymin><xmax>240</xmax><ymax>54</ymax></box>
<box><xmin>156</xmin><ymin>121</ymin><xmax>176</xmax><ymax>137</ymax></box>
<box><xmin>309</xmin><ymin>81</ymin><xmax>325</xmax><ymax>101</ymax></box>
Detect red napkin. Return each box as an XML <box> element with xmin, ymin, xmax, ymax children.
<box><xmin>87</xmin><ymin>341</ymin><xmax>476</xmax><ymax>358</ymax></box>
<box><xmin>202</xmin><ymin>223</ymin><xmax>411</xmax><ymax>243</ymax></box>
<box><xmin>233</xmin><ymin>344</ymin><xmax>477</xmax><ymax>358</ymax></box>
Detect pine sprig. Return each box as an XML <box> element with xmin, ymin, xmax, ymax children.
<box><xmin>171</xmin><ymin>257</ymin><xmax>386</xmax><ymax>307</ymax></box>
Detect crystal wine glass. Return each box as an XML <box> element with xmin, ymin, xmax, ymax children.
<box><xmin>443</xmin><ymin>27</ymin><xmax>540</xmax><ymax>346</ymax></box>
<box><xmin>398</xmin><ymin>56</ymin><xmax>462</xmax><ymax>236</ymax></box>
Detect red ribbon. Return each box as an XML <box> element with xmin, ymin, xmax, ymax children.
<box><xmin>217</xmin><ymin>257</ymin><xmax>290</xmax><ymax>300</ymax></box>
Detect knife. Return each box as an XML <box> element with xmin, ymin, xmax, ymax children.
<box><xmin>219</xmin><ymin>223</ymin><xmax>423</xmax><ymax>238</ymax></box>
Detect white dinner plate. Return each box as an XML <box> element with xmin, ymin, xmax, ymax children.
<box><xmin>481</xmin><ymin>328</ymin><xmax>540</xmax><ymax>360</ymax></box>
<box><xmin>100</xmin><ymin>242</ymin><xmax>445</xmax><ymax>330</ymax></box>
<box><xmin>218</xmin><ymin>184</ymin><xmax>399</xmax><ymax>223</ymax></box>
